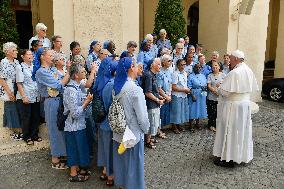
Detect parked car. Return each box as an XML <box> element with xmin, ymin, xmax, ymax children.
<box><xmin>262</xmin><ymin>78</ymin><xmax>284</xmax><ymax>102</ymax></box>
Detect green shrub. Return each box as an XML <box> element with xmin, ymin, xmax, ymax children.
<box><xmin>154</xmin><ymin>0</ymin><xmax>186</xmax><ymax>46</ymax></box>
<box><xmin>0</xmin><ymin>0</ymin><xmax>19</xmax><ymax>59</ymax></box>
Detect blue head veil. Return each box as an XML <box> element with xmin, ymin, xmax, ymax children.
<box><xmin>93</xmin><ymin>57</ymin><xmax>113</xmax><ymax>96</ymax></box>
<box><xmin>113</xmin><ymin>57</ymin><xmax>133</xmax><ymax>95</ymax></box>
<box><xmin>140</xmin><ymin>40</ymin><xmax>148</xmax><ymax>51</ymax></box>
<box><xmin>120</xmin><ymin>51</ymin><xmax>128</xmax><ymax>59</ymax></box>
<box><xmin>89</xmin><ymin>40</ymin><xmax>98</xmax><ymax>55</ymax></box>
<box><xmin>32</xmin><ymin>47</ymin><xmax>44</xmax><ymax>81</ymax></box>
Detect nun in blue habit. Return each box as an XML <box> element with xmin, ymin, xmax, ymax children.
<box><xmin>188</xmin><ymin>63</ymin><xmax>208</xmax><ymax>129</ymax></box>
<box><xmin>93</xmin><ymin>57</ymin><xmax>115</xmax><ymax>96</ymax></box>
<box><xmin>97</xmin><ymin>59</ymin><xmax>118</xmax><ymax>186</ymax></box>
<box><xmin>86</xmin><ymin>40</ymin><xmax>100</xmax><ymax>72</ymax></box>
<box><xmin>35</xmin><ymin>49</ymin><xmax>67</xmax><ymax>169</ymax></box>
<box><xmin>137</xmin><ymin>40</ymin><xmax>155</xmax><ymax>72</ymax></box>
<box><xmin>112</xmin><ymin>57</ymin><xmax>150</xmax><ymax>189</ymax></box>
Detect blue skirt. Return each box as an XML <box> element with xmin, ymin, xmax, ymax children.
<box><xmin>97</xmin><ymin>128</ymin><xmax>113</xmax><ymax>176</ymax></box>
<box><xmin>3</xmin><ymin>101</ymin><xmax>21</xmax><ymax>128</ymax></box>
<box><xmin>170</xmin><ymin>95</ymin><xmax>189</xmax><ymax>124</ymax></box>
<box><xmin>44</xmin><ymin>97</ymin><xmax>66</xmax><ymax>157</ymax></box>
<box><xmin>160</xmin><ymin>102</ymin><xmax>171</xmax><ymax>128</ymax></box>
<box><xmin>113</xmin><ymin>138</ymin><xmax>145</xmax><ymax>189</ymax></box>
<box><xmin>188</xmin><ymin>89</ymin><xmax>208</xmax><ymax>119</ymax></box>
<box><xmin>65</xmin><ymin>129</ymin><xmax>90</xmax><ymax>167</ymax></box>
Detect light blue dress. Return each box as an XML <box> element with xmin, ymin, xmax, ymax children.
<box><xmin>112</xmin><ymin>79</ymin><xmax>150</xmax><ymax>189</ymax></box>
<box><xmin>97</xmin><ymin>78</ymin><xmax>114</xmax><ymax>176</ymax></box>
<box><xmin>156</xmin><ymin>39</ymin><xmax>172</xmax><ymax>51</ymax></box>
<box><xmin>137</xmin><ymin>50</ymin><xmax>154</xmax><ymax>71</ymax></box>
<box><xmin>188</xmin><ymin>73</ymin><xmax>208</xmax><ymax>119</ymax></box>
<box><xmin>200</xmin><ymin>64</ymin><xmax>212</xmax><ymax>78</ymax></box>
<box><xmin>170</xmin><ymin>71</ymin><xmax>189</xmax><ymax>124</ymax></box>
<box><xmin>157</xmin><ymin>67</ymin><xmax>172</xmax><ymax>127</ymax></box>
<box><xmin>36</xmin><ymin>67</ymin><xmax>66</xmax><ymax>157</ymax></box>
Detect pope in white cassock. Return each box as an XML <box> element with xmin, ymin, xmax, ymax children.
<box><xmin>213</xmin><ymin>50</ymin><xmax>259</xmax><ymax>167</ymax></box>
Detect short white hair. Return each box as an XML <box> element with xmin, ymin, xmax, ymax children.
<box><xmin>35</xmin><ymin>23</ymin><xmax>47</xmax><ymax>32</ymax></box>
<box><xmin>178</xmin><ymin>38</ymin><xmax>185</xmax><ymax>43</ymax></box>
<box><xmin>212</xmin><ymin>51</ymin><xmax>219</xmax><ymax>57</ymax></box>
<box><xmin>160</xmin><ymin>29</ymin><xmax>167</xmax><ymax>34</ymax></box>
<box><xmin>160</xmin><ymin>54</ymin><xmax>172</xmax><ymax>63</ymax></box>
<box><xmin>160</xmin><ymin>48</ymin><xmax>171</xmax><ymax>56</ymax></box>
<box><xmin>144</xmin><ymin>34</ymin><xmax>153</xmax><ymax>41</ymax></box>
<box><xmin>3</xmin><ymin>42</ymin><xmax>17</xmax><ymax>53</ymax></box>
<box><xmin>175</xmin><ymin>43</ymin><xmax>184</xmax><ymax>49</ymax></box>
<box><xmin>153</xmin><ymin>57</ymin><xmax>161</xmax><ymax>63</ymax></box>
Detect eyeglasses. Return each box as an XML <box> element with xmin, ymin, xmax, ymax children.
<box><xmin>41</xmin><ymin>29</ymin><xmax>47</xmax><ymax>32</ymax></box>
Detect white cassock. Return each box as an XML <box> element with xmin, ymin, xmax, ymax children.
<box><xmin>213</xmin><ymin>62</ymin><xmax>259</xmax><ymax>164</ymax></box>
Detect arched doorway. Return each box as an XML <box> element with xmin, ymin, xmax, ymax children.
<box><xmin>187</xmin><ymin>1</ymin><xmax>199</xmax><ymax>46</ymax></box>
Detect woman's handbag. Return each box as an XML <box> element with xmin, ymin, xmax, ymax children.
<box><xmin>92</xmin><ymin>92</ymin><xmax>107</xmax><ymax>123</ymax></box>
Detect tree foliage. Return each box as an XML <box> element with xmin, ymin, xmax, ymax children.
<box><xmin>0</xmin><ymin>0</ymin><xmax>19</xmax><ymax>59</ymax></box>
<box><xmin>154</xmin><ymin>0</ymin><xmax>186</xmax><ymax>45</ymax></box>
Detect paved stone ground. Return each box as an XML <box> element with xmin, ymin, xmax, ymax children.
<box><xmin>0</xmin><ymin>100</ymin><xmax>283</xmax><ymax>189</ymax></box>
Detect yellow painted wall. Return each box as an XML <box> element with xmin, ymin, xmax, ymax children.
<box><xmin>53</xmin><ymin>0</ymin><xmax>74</xmax><ymax>55</ymax></box>
<box><xmin>265</xmin><ymin>0</ymin><xmax>280</xmax><ymax>62</ymax></box>
<box><xmin>199</xmin><ymin>0</ymin><xmax>230</xmax><ymax>58</ymax></box>
<box><xmin>274</xmin><ymin>0</ymin><xmax>284</xmax><ymax>78</ymax></box>
<box><xmin>142</xmin><ymin>0</ymin><xmax>158</xmax><ymax>37</ymax></box>
<box><xmin>31</xmin><ymin>0</ymin><xmax>54</xmax><ymax>38</ymax></box>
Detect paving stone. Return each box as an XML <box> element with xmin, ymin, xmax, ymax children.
<box><xmin>0</xmin><ymin>100</ymin><xmax>283</xmax><ymax>189</ymax></box>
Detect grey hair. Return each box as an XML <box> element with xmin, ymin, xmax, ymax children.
<box><xmin>3</xmin><ymin>42</ymin><xmax>17</xmax><ymax>53</ymax></box>
<box><xmin>72</xmin><ymin>55</ymin><xmax>85</xmax><ymax>64</ymax></box>
<box><xmin>53</xmin><ymin>52</ymin><xmax>65</xmax><ymax>64</ymax></box>
<box><xmin>35</xmin><ymin>23</ymin><xmax>47</xmax><ymax>32</ymax></box>
<box><xmin>159</xmin><ymin>29</ymin><xmax>167</xmax><ymax>34</ymax></box>
<box><xmin>144</xmin><ymin>34</ymin><xmax>153</xmax><ymax>41</ymax></box>
<box><xmin>175</xmin><ymin>43</ymin><xmax>184</xmax><ymax>49</ymax></box>
<box><xmin>70</xmin><ymin>63</ymin><xmax>84</xmax><ymax>80</ymax></box>
<box><xmin>212</xmin><ymin>51</ymin><xmax>219</xmax><ymax>57</ymax></box>
<box><xmin>160</xmin><ymin>54</ymin><xmax>172</xmax><ymax>64</ymax></box>
<box><xmin>150</xmin><ymin>58</ymin><xmax>161</xmax><ymax>68</ymax></box>
<box><xmin>160</xmin><ymin>48</ymin><xmax>171</xmax><ymax>56</ymax></box>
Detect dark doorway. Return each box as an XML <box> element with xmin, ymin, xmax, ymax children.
<box><xmin>16</xmin><ymin>11</ymin><xmax>33</xmax><ymax>49</ymax></box>
<box><xmin>187</xmin><ymin>2</ymin><xmax>199</xmax><ymax>46</ymax></box>
<box><xmin>12</xmin><ymin>0</ymin><xmax>33</xmax><ymax>49</ymax></box>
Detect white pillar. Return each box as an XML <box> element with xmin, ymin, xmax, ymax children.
<box><xmin>227</xmin><ymin>0</ymin><xmax>270</xmax><ymax>102</ymax></box>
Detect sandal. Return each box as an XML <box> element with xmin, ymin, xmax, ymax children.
<box><xmin>150</xmin><ymin>138</ymin><xmax>158</xmax><ymax>144</ymax></box>
<box><xmin>173</xmin><ymin>128</ymin><xmax>181</xmax><ymax>134</ymax></box>
<box><xmin>106</xmin><ymin>178</ymin><xmax>114</xmax><ymax>186</ymax></box>
<box><xmin>25</xmin><ymin>138</ymin><xmax>34</xmax><ymax>145</ymax></box>
<box><xmin>33</xmin><ymin>137</ymin><xmax>42</xmax><ymax>142</ymax></box>
<box><xmin>78</xmin><ymin>169</ymin><xmax>91</xmax><ymax>176</ymax></box>
<box><xmin>145</xmin><ymin>142</ymin><xmax>156</xmax><ymax>149</ymax></box>
<box><xmin>69</xmin><ymin>174</ymin><xmax>89</xmax><ymax>182</ymax></box>
<box><xmin>157</xmin><ymin>132</ymin><xmax>167</xmax><ymax>139</ymax></box>
<box><xmin>51</xmin><ymin>161</ymin><xmax>68</xmax><ymax>170</ymax></box>
<box><xmin>100</xmin><ymin>173</ymin><xmax>108</xmax><ymax>181</ymax></box>
<box><xmin>178</xmin><ymin>126</ymin><xmax>185</xmax><ymax>132</ymax></box>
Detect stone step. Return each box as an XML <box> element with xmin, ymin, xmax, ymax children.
<box><xmin>0</xmin><ymin>101</ymin><xmax>50</xmax><ymax>156</ymax></box>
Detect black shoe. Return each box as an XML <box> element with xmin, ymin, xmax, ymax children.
<box><xmin>214</xmin><ymin>159</ymin><xmax>235</xmax><ymax>168</ymax></box>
